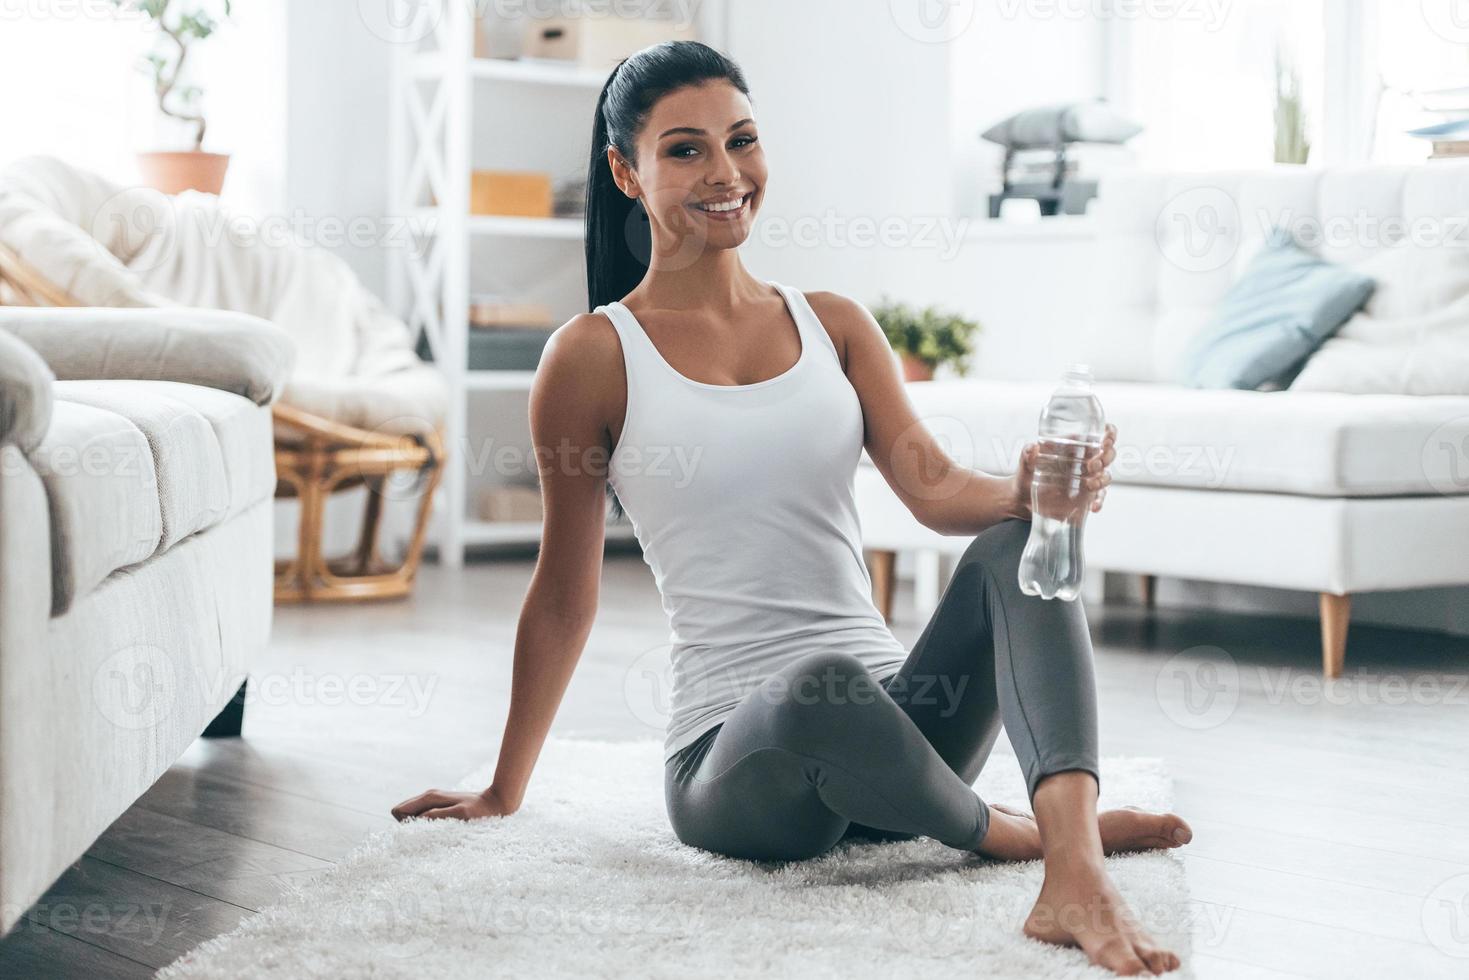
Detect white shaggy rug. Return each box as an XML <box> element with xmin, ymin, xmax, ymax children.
<box><xmin>160</xmin><ymin>739</ymin><xmax>1193</xmax><ymax>979</ymax></box>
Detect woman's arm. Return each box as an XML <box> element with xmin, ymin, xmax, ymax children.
<box><xmin>804</xmin><ymin>291</ymin><xmax>1114</xmax><ymax>535</ymax></box>
<box><xmin>391</xmin><ymin>314</ymin><xmax>624</xmax><ymax>821</ymax></box>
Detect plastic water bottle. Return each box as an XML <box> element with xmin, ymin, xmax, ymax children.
<box><xmin>1018</xmin><ymin>364</ymin><xmax>1106</xmax><ymax>601</ymax></box>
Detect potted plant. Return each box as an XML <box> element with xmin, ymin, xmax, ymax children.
<box><xmin>116</xmin><ymin>0</ymin><xmax>234</xmax><ymax>195</ymax></box>
<box><xmin>1273</xmin><ymin>46</ymin><xmax>1310</xmax><ymax>165</ymax></box>
<box><xmin>870</xmin><ymin>296</ymin><xmax>981</xmax><ymax>382</ymax></box>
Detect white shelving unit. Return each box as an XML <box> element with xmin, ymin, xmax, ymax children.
<box><xmin>386</xmin><ymin>8</ymin><xmax>640</xmax><ymax>565</ymax></box>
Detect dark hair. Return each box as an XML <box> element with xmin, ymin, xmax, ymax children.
<box><xmin>586</xmin><ymin>41</ymin><xmax>749</xmax><ymax>524</ymax></box>
<box><xmin>585</xmin><ymin>40</ymin><xmax>750</xmax><ymax>311</ymax></box>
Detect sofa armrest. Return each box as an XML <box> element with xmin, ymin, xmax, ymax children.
<box><xmin>0</xmin><ymin>307</ymin><xmax>295</xmax><ymax>406</ymax></box>
<box><xmin>0</xmin><ymin>328</ymin><xmax>55</xmax><ymax>453</ymax></box>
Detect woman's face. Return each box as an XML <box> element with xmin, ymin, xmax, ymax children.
<box><xmin>611</xmin><ymin>80</ymin><xmax>766</xmax><ymax>257</ymax></box>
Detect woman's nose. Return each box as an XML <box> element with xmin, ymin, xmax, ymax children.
<box><xmin>705</xmin><ymin>148</ymin><xmax>740</xmax><ymax>186</ymax></box>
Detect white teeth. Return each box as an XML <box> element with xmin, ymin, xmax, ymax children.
<box><xmin>699</xmin><ymin>196</ymin><xmax>745</xmax><ymax>213</ymax></box>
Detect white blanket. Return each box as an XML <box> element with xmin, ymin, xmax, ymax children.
<box><xmin>0</xmin><ymin>156</ymin><xmax>445</xmax><ymax>434</ymax></box>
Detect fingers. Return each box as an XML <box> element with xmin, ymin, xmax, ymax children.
<box><xmin>1019</xmin><ymin>441</ymin><xmax>1038</xmax><ymax>471</ymax></box>
<box><xmin>391</xmin><ymin>789</ymin><xmax>456</xmax><ymax>822</ymax></box>
<box><xmin>418</xmin><ymin>803</ymin><xmax>470</xmax><ymax>821</ymax></box>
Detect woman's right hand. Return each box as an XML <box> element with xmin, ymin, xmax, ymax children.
<box><xmin>390</xmin><ymin>784</ymin><xmax>519</xmax><ymax>823</ymax></box>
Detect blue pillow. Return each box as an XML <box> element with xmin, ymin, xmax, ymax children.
<box><xmin>1176</xmin><ymin>233</ymin><xmax>1375</xmax><ymax>389</ymax></box>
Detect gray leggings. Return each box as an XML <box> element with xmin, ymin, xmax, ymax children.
<box><xmin>663</xmin><ymin>519</ymin><xmax>1100</xmax><ymax>861</ymax></box>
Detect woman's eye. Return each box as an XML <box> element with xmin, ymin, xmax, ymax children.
<box><xmin>731</xmin><ymin>135</ymin><xmax>758</xmax><ymax>149</ymax></box>
<box><xmin>669</xmin><ymin>144</ymin><xmax>699</xmax><ymax>158</ymax></box>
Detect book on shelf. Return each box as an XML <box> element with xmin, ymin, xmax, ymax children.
<box><xmin>1431</xmin><ymin>140</ymin><xmax>1469</xmax><ymax>158</ymax></box>
<box><xmin>470</xmin><ymin>300</ymin><xmax>555</xmax><ymax>330</ymax></box>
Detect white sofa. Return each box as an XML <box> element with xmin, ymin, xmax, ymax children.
<box><xmin>0</xmin><ymin>306</ymin><xmax>293</xmax><ymax>934</ymax></box>
<box><xmin>857</xmin><ymin>164</ymin><xmax>1469</xmax><ymax>676</ymax></box>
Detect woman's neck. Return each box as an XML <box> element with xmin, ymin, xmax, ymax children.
<box><xmin>634</xmin><ymin>246</ymin><xmax>766</xmax><ymax>313</ymax></box>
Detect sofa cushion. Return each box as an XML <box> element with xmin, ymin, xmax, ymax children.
<box><xmin>279</xmin><ymin>363</ymin><xmax>448</xmax><ymax>440</ymax></box>
<box><xmin>31</xmin><ymin>401</ymin><xmax>162</xmax><ymax>615</ymax></box>
<box><xmin>894</xmin><ymin>379</ymin><xmax>1469</xmax><ymax>498</ymax></box>
<box><xmin>1175</xmin><ymin>233</ymin><xmax>1374</xmax><ymax>389</ymax></box>
<box><xmin>38</xmin><ymin>380</ymin><xmax>272</xmax><ymax>614</ymax></box>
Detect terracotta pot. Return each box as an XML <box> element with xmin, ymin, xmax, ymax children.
<box><xmin>137</xmin><ymin>151</ymin><xmax>230</xmax><ymax>195</ymax></box>
<box><xmin>900</xmin><ymin>354</ymin><xmax>935</xmax><ymax>382</ymax></box>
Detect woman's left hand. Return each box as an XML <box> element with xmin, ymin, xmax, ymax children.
<box><xmin>1009</xmin><ymin>423</ymin><xmax>1119</xmax><ymax>518</ymax></box>
<box><xmin>1085</xmin><ymin>424</ymin><xmax>1118</xmax><ymax>513</ymax></box>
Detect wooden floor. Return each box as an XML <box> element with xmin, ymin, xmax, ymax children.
<box><xmin>3</xmin><ymin>552</ymin><xmax>1467</xmax><ymax>979</ymax></box>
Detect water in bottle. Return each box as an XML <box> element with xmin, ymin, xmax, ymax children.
<box><xmin>1018</xmin><ymin>364</ymin><xmax>1106</xmax><ymax>601</ymax></box>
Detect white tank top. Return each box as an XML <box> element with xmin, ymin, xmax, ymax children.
<box><xmin>596</xmin><ymin>281</ymin><xmax>908</xmax><ymax>761</ymax></box>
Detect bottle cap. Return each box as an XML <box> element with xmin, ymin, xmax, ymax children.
<box><xmin>1063</xmin><ymin>363</ymin><xmax>1094</xmax><ymax>382</ymax></box>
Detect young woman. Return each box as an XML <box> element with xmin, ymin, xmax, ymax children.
<box><xmin>393</xmin><ymin>41</ymin><xmax>1190</xmax><ymax>976</ymax></box>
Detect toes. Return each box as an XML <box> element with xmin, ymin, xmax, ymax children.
<box><xmin>1093</xmin><ymin>938</ymin><xmax>1147</xmax><ymax>975</ymax></box>
<box><xmin>1137</xmin><ymin>946</ymin><xmax>1176</xmax><ymax>974</ymax></box>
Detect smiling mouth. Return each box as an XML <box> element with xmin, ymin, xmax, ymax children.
<box><xmin>691</xmin><ymin>193</ymin><xmax>752</xmax><ymax>219</ymax></box>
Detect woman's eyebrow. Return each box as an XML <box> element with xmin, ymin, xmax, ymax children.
<box><xmin>657</xmin><ymin>118</ymin><xmax>755</xmax><ymax>139</ymax></box>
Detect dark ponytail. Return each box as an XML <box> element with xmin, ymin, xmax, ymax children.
<box><xmin>585</xmin><ymin>40</ymin><xmax>750</xmax><ymax>311</ymax></box>
<box><xmin>586</xmin><ymin>41</ymin><xmax>749</xmax><ymax>525</ymax></box>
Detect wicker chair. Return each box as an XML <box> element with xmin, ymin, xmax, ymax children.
<box><xmin>0</xmin><ymin>157</ymin><xmax>447</xmax><ymax>602</ymax></box>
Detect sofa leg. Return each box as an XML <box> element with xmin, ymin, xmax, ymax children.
<box><xmin>1320</xmin><ymin>594</ymin><xmax>1350</xmax><ymax>679</ymax></box>
<box><xmin>1140</xmin><ymin>574</ymin><xmax>1157</xmax><ymax>609</ymax></box>
<box><xmin>867</xmin><ymin>550</ymin><xmax>896</xmax><ymax>622</ymax></box>
<box><xmin>203</xmin><ymin>680</ymin><xmax>247</xmax><ymax>738</ymax></box>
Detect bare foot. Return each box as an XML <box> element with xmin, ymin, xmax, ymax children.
<box><xmin>1097</xmin><ymin>806</ymin><xmax>1192</xmax><ymax>855</ymax></box>
<box><xmin>1024</xmin><ymin>857</ymin><xmax>1181</xmax><ymax>975</ymax></box>
<box><xmin>987</xmin><ymin>803</ymin><xmax>1191</xmax><ymax>857</ymax></box>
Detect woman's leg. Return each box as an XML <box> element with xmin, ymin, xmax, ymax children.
<box><xmin>664</xmin><ymin>648</ymin><xmax>992</xmax><ymax>862</ymax></box>
<box><xmin>665</xmin><ymin>519</ymin><xmax>1091</xmax><ymax>862</ymax></box>
<box><xmin>887</xmin><ymin>518</ymin><xmax>1099</xmax><ymax>795</ymax></box>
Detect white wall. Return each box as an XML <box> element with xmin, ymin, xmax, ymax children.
<box><xmin>948</xmin><ymin>6</ymin><xmax>1106</xmax><ymax>218</ymax></box>
<box><xmin>0</xmin><ymin>0</ymin><xmax>287</xmax><ymax>210</ymax></box>
<box><xmin>283</xmin><ymin>2</ymin><xmax>394</xmax><ymax>290</ymax></box>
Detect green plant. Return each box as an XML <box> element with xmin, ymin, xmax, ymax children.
<box><xmin>113</xmin><ymin>0</ymin><xmax>234</xmax><ymax>150</ymax></box>
<box><xmin>1274</xmin><ymin>46</ymin><xmax>1310</xmax><ymax>165</ymax></box>
<box><xmin>870</xmin><ymin>296</ymin><xmax>981</xmax><ymax>374</ymax></box>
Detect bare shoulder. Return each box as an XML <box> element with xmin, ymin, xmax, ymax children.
<box><xmin>531</xmin><ymin>312</ymin><xmax>625</xmax><ymax>427</ymax></box>
<box><xmin>800</xmin><ymin>290</ymin><xmax>884</xmax><ymax>368</ymax></box>
<box><xmin>802</xmin><ymin>289</ymin><xmax>875</xmax><ymax>327</ymax></box>
<box><xmin>536</xmin><ymin>312</ymin><xmax>622</xmax><ymax>384</ymax></box>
